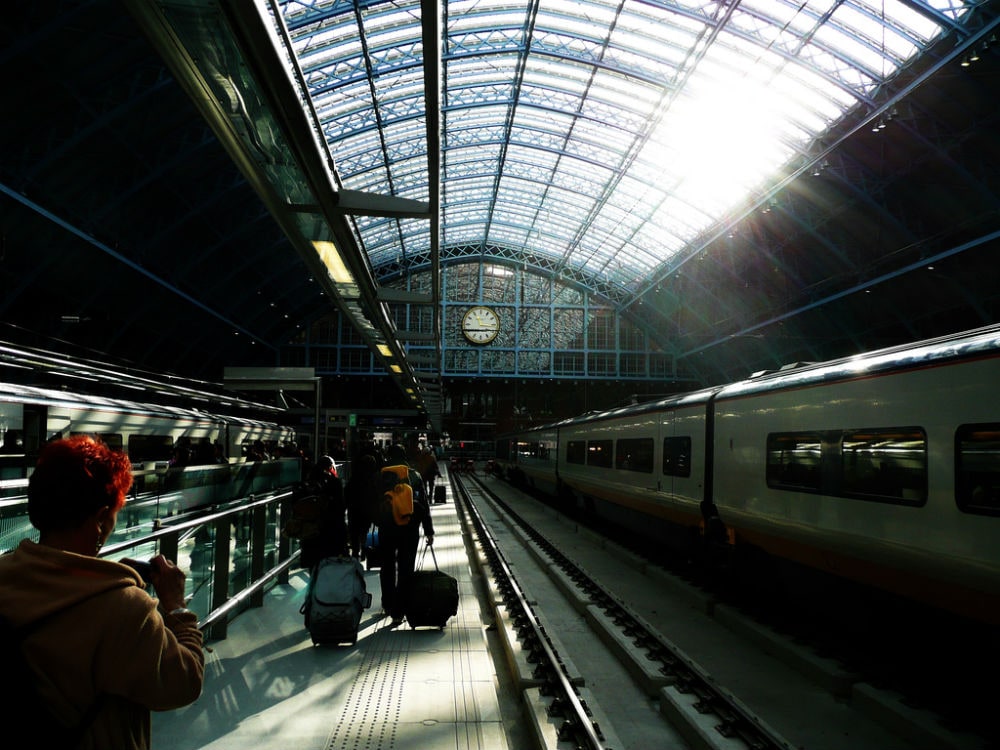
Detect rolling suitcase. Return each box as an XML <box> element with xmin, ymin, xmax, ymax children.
<box><xmin>301</xmin><ymin>556</ymin><xmax>372</xmax><ymax>645</ymax></box>
<box><xmin>434</xmin><ymin>485</ymin><xmax>447</xmax><ymax>504</ymax></box>
<box><xmin>403</xmin><ymin>544</ymin><xmax>458</xmax><ymax>628</ymax></box>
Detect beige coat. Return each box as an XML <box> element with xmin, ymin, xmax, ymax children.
<box><xmin>0</xmin><ymin>539</ymin><xmax>205</xmax><ymax>749</ymax></box>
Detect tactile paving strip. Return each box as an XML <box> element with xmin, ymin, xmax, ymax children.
<box><xmin>319</xmin><ymin>491</ymin><xmax>507</xmax><ymax>750</ymax></box>
<box><xmin>324</xmin><ymin>632</ymin><xmax>408</xmax><ymax>750</ymax></box>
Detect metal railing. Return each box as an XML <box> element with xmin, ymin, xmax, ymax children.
<box><xmin>100</xmin><ymin>489</ymin><xmax>300</xmax><ymax>640</ymax></box>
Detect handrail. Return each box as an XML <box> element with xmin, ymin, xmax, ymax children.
<box><xmin>100</xmin><ymin>488</ymin><xmax>293</xmax><ymax>556</ymax></box>
<box><xmin>198</xmin><ymin>551</ymin><xmax>301</xmax><ymax>632</ymax></box>
<box><xmin>99</xmin><ymin>488</ymin><xmax>300</xmax><ymax>640</ymax></box>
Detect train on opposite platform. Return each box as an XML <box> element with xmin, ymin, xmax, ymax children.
<box><xmin>0</xmin><ymin>379</ymin><xmax>300</xmax><ymax>524</ymax></box>
<box><xmin>0</xmin><ymin>381</ymin><xmax>296</xmax><ymax>470</ymax></box>
<box><xmin>496</xmin><ymin>324</ymin><xmax>1000</xmax><ymax>624</ymax></box>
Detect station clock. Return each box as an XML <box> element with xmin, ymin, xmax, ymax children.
<box><xmin>461</xmin><ymin>306</ymin><xmax>500</xmax><ymax>344</ymax></box>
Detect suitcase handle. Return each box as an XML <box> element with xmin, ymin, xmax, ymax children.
<box><xmin>417</xmin><ymin>540</ymin><xmax>440</xmax><ymax>571</ymax></box>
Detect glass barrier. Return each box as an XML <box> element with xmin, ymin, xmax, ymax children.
<box><xmin>101</xmin><ymin>490</ymin><xmax>299</xmax><ymax>640</ymax></box>
<box><xmin>0</xmin><ymin>458</ymin><xmax>302</xmax><ymax>554</ymax></box>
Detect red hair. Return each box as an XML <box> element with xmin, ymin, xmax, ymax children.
<box><xmin>28</xmin><ymin>435</ymin><xmax>134</xmax><ymax>531</ymax></box>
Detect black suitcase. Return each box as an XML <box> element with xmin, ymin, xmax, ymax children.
<box><xmin>403</xmin><ymin>545</ymin><xmax>458</xmax><ymax>628</ymax></box>
<box><xmin>433</xmin><ymin>485</ymin><xmax>446</xmax><ymax>504</ymax></box>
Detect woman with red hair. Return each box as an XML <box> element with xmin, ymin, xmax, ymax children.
<box><xmin>0</xmin><ymin>435</ymin><xmax>204</xmax><ymax>749</ymax></box>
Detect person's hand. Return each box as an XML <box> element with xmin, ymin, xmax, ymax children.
<box><xmin>149</xmin><ymin>554</ymin><xmax>187</xmax><ymax>612</ymax></box>
<box><xmin>426</xmin><ymin>534</ymin><xmax>434</xmax><ymax>546</ymax></box>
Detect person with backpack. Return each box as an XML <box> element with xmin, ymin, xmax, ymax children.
<box><xmin>376</xmin><ymin>444</ymin><xmax>434</xmax><ymax>626</ymax></box>
<box><xmin>0</xmin><ymin>435</ymin><xmax>204</xmax><ymax>749</ymax></box>
<box><xmin>298</xmin><ymin>455</ymin><xmax>348</xmax><ymax>570</ymax></box>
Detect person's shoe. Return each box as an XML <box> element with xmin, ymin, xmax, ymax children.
<box><xmin>390</xmin><ymin>614</ymin><xmax>405</xmax><ymax>628</ymax></box>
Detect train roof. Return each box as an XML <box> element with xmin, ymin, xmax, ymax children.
<box><xmin>501</xmin><ymin>384</ymin><xmax>724</xmax><ymax>436</ymax></box>
<box><xmin>0</xmin><ymin>340</ymin><xmax>287</xmax><ymax>417</ymax></box>
<box><xmin>501</xmin><ymin>323</ymin><xmax>1000</xmax><ymax>436</ymax></box>
<box><xmin>716</xmin><ymin>322</ymin><xmax>1000</xmax><ymax>400</ymax></box>
<box><xmin>0</xmin><ymin>381</ymin><xmax>285</xmax><ymax>427</ymax></box>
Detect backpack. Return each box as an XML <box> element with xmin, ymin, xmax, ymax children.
<box><xmin>377</xmin><ymin>465</ymin><xmax>414</xmax><ymax>526</ymax></box>
<box><xmin>282</xmin><ymin>480</ymin><xmax>327</xmax><ymax>540</ymax></box>
<box><xmin>0</xmin><ymin>610</ymin><xmax>102</xmax><ymax>746</ymax></box>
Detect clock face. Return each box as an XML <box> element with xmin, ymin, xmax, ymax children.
<box><xmin>462</xmin><ymin>306</ymin><xmax>500</xmax><ymax>344</ymax></box>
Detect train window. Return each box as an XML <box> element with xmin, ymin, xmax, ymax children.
<box><xmin>586</xmin><ymin>440</ymin><xmax>613</xmax><ymax>468</ymax></box>
<box><xmin>514</xmin><ymin>440</ymin><xmax>529</xmax><ymax>459</ymax></box>
<box><xmin>567</xmin><ymin>440</ymin><xmax>586</xmax><ymax>465</ymax></box>
<box><xmin>840</xmin><ymin>427</ymin><xmax>926</xmax><ymax>505</ymax></box>
<box><xmin>128</xmin><ymin>434</ymin><xmax>174</xmax><ymax>463</ymax></box>
<box><xmin>663</xmin><ymin>436</ymin><xmax>692</xmax><ymax>477</ymax></box>
<box><xmin>955</xmin><ymin>424</ymin><xmax>1000</xmax><ymax>516</ymax></box>
<box><xmin>0</xmin><ymin>403</ymin><xmax>22</xmax><ymax>454</ymax></box>
<box><xmin>531</xmin><ymin>441</ymin><xmax>549</xmax><ymax>460</ymax></box>
<box><xmin>70</xmin><ymin>432</ymin><xmax>123</xmax><ymax>452</ymax></box>
<box><xmin>0</xmin><ymin>429</ymin><xmax>23</xmax><ymax>454</ymax></box>
<box><xmin>766</xmin><ymin>433</ymin><xmax>823</xmax><ymax>492</ymax></box>
<box><xmin>769</xmin><ymin>428</ymin><xmax>927</xmax><ymax>504</ymax></box>
<box><xmin>616</xmin><ymin>438</ymin><xmax>653</xmax><ymax>473</ymax></box>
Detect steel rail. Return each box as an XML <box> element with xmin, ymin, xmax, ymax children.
<box><xmin>469</xmin><ymin>475</ymin><xmax>794</xmax><ymax>750</ymax></box>
<box><xmin>453</xmin><ymin>475</ymin><xmax>611</xmax><ymax>750</ymax></box>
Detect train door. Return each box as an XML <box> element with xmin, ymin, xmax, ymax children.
<box><xmin>656</xmin><ymin>410</ymin><xmax>671</xmax><ymax>496</ymax></box>
<box><xmin>666</xmin><ymin>402</ymin><xmax>701</xmax><ymax>510</ymax></box>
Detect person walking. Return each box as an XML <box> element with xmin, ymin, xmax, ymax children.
<box><xmin>298</xmin><ymin>455</ymin><xmax>348</xmax><ymax>569</ymax></box>
<box><xmin>376</xmin><ymin>444</ymin><xmax>434</xmax><ymax>626</ymax></box>
<box><xmin>416</xmin><ymin>446</ymin><xmax>441</xmax><ymax>505</ymax></box>
<box><xmin>0</xmin><ymin>435</ymin><xmax>204</xmax><ymax>749</ymax></box>
<box><xmin>345</xmin><ymin>452</ymin><xmax>378</xmax><ymax>560</ymax></box>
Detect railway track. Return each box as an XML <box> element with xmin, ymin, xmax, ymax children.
<box><xmin>452</xmin><ymin>472</ymin><xmax>993</xmax><ymax>750</ymax></box>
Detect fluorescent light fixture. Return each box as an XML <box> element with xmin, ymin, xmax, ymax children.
<box><xmin>313</xmin><ymin>240</ymin><xmax>355</xmax><ymax>284</ymax></box>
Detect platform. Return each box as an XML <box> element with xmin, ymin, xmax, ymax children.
<box><xmin>152</xmin><ymin>478</ymin><xmax>509</xmax><ymax>750</ymax></box>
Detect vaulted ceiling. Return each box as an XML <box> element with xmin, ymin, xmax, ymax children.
<box><xmin>2</xmin><ymin>1</ymin><xmax>999</xmax><ymax>415</ymax></box>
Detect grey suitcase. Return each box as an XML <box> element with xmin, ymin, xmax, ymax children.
<box><xmin>301</xmin><ymin>556</ymin><xmax>372</xmax><ymax>645</ymax></box>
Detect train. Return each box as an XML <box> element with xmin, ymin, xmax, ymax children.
<box><xmin>495</xmin><ymin>324</ymin><xmax>1000</xmax><ymax>624</ymax></box>
<box><xmin>0</xmin><ymin>379</ymin><xmax>302</xmax><ymax>539</ymax></box>
<box><xmin>0</xmin><ymin>380</ymin><xmax>297</xmax><ymax>471</ymax></box>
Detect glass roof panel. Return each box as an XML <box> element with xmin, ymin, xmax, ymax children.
<box><xmin>277</xmin><ymin>0</ymin><xmax>975</xmax><ymax>295</ymax></box>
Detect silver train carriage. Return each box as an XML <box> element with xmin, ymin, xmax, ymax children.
<box><xmin>0</xmin><ymin>381</ymin><xmax>295</xmax><ymax>469</ymax></box>
<box><xmin>0</xmin><ymin>381</ymin><xmax>300</xmax><ymax>553</ymax></box>
<box><xmin>497</xmin><ymin>324</ymin><xmax>1000</xmax><ymax>623</ymax></box>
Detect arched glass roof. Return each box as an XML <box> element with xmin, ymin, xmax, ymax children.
<box><xmin>3</xmin><ymin>0</ymin><xmax>998</xmax><ymax>429</ymax></box>
<box><xmin>275</xmin><ymin>0</ymin><xmax>969</xmax><ymax>300</ymax></box>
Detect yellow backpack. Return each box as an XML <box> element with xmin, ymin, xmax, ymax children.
<box><xmin>379</xmin><ymin>465</ymin><xmax>414</xmax><ymax>526</ymax></box>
